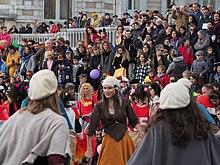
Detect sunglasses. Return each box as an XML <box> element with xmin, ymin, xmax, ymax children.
<box><xmin>190</xmin><ymin>29</ymin><xmax>195</xmax><ymax>31</ymax></box>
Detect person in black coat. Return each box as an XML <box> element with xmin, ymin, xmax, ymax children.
<box><xmin>166</xmin><ymin>49</ymin><xmax>186</xmax><ymax>79</ymax></box>
<box><xmin>75</xmin><ymin>57</ymin><xmax>92</xmax><ymax>92</ymax></box>
<box><xmin>89</xmin><ymin>46</ymin><xmax>101</xmax><ymax>90</ymax></box>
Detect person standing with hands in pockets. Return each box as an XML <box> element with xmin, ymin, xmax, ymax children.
<box><xmin>85</xmin><ymin>76</ymin><xmax>144</xmax><ymax>165</ymax></box>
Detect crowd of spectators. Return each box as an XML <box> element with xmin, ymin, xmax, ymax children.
<box><xmin>0</xmin><ymin>2</ymin><xmax>220</xmax><ymax>164</ymax></box>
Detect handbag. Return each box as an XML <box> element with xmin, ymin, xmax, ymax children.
<box><xmin>113</xmin><ymin>64</ymin><xmax>126</xmax><ymax>78</ymax></box>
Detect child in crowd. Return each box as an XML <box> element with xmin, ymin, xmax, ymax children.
<box><xmin>129</xmin><ymin>84</ymin><xmax>150</xmax><ymax>146</ymax></box>
<box><xmin>144</xmin><ymin>68</ymin><xmax>156</xmax><ymax>84</ymax></box>
<box><xmin>90</xmin><ymin>46</ymin><xmax>101</xmax><ymax>70</ymax></box>
<box><xmin>191</xmin><ymin>51</ymin><xmax>209</xmax><ymax>85</ymax></box>
<box><xmin>76</xmin><ymin>57</ymin><xmax>92</xmax><ymax>91</ymax></box>
<box><xmin>59</xmin><ymin>51</ymin><xmax>74</xmax><ymax>85</ymax></box>
<box><xmin>65</xmin><ymin>83</ymin><xmax>76</xmax><ymax>102</ymax></box>
<box><xmin>213</xmin><ymin>63</ymin><xmax>220</xmax><ymax>83</ymax></box>
<box><xmin>154</xmin><ymin>65</ymin><xmax>170</xmax><ymax>88</ymax></box>
<box><xmin>148</xmin><ymin>82</ymin><xmax>162</xmax><ymax>117</ymax></box>
<box><xmin>182</xmin><ymin>70</ymin><xmax>192</xmax><ymax>80</ymax></box>
<box><xmin>72</xmin><ymin>56</ymin><xmax>81</xmax><ymax>85</ymax></box>
<box><xmin>178</xmin><ymin>37</ymin><xmax>194</xmax><ymax>70</ymax></box>
<box><xmin>131</xmin><ymin>84</ymin><xmax>150</xmax><ymax>127</ymax></box>
<box><xmin>204</xmin><ymin>46</ymin><xmax>216</xmax><ymax>83</ymax></box>
<box><xmin>120</xmin><ymin>76</ymin><xmax>131</xmax><ymax>99</ymax></box>
<box><xmin>61</xmin><ymin>89</ymin><xmax>81</xmax><ymax>133</ymax></box>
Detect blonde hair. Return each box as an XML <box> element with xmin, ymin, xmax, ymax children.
<box><xmin>79</xmin><ymin>83</ymin><xmax>94</xmax><ymax>103</ymax></box>
<box><xmin>20</xmin><ymin>92</ymin><xmax>60</xmax><ymax>114</ymax></box>
<box><xmin>45</xmin><ymin>50</ymin><xmax>54</xmax><ymax>59</ymax></box>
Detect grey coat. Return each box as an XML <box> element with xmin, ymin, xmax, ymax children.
<box><xmin>194</xmin><ymin>35</ymin><xmax>210</xmax><ymax>51</ymax></box>
<box><xmin>127</xmin><ymin>121</ymin><xmax>220</xmax><ymax>165</ymax></box>
<box><xmin>166</xmin><ymin>56</ymin><xmax>185</xmax><ymax>76</ymax></box>
<box><xmin>191</xmin><ymin>59</ymin><xmax>208</xmax><ymax>76</ymax></box>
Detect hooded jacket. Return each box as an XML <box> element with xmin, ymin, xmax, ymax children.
<box><xmin>166</xmin><ymin>55</ymin><xmax>185</xmax><ymax>76</ymax></box>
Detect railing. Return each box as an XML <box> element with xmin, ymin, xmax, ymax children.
<box><xmin>10</xmin><ymin>34</ymin><xmax>55</xmax><ymax>44</ymax></box>
<box><xmin>10</xmin><ymin>26</ymin><xmax>130</xmax><ymax>48</ymax></box>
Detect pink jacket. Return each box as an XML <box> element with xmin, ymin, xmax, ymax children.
<box><xmin>0</xmin><ymin>32</ymin><xmax>11</xmax><ymax>45</ymax></box>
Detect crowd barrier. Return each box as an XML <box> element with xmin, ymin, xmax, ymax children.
<box><xmin>10</xmin><ymin>26</ymin><xmax>130</xmax><ymax>48</ymax></box>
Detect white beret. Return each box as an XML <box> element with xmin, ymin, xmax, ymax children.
<box><xmin>102</xmin><ymin>76</ymin><xmax>120</xmax><ymax>88</ymax></box>
<box><xmin>159</xmin><ymin>81</ymin><xmax>190</xmax><ymax>110</ymax></box>
<box><xmin>29</xmin><ymin>70</ymin><xmax>58</xmax><ymax>100</ymax></box>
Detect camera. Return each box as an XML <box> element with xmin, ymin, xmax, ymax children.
<box><xmin>176</xmin><ymin>7</ymin><xmax>180</xmax><ymax>11</ymax></box>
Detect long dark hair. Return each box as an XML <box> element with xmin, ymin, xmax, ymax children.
<box><xmin>147</xmin><ymin>99</ymin><xmax>211</xmax><ymax>146</ymax></box>
<box><xmin>101</xmin><ymin>88</ymin><xmax>122</xmax><ymax>119</ymax></box>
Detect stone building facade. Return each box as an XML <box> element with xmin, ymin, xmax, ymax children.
<box><xmin>0</xmin><ymin>0</ymin><xmax>219</xmax><ymax>29</ymax></box>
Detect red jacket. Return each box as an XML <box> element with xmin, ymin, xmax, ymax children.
<box><xmin>178</xmin><ymin>45</ymin><xmax>194</xmax><ymax>65</ymax></box>
<box><xmin>50</xmin><ymin>25</ymin><xmax>59</xmax><ymax>33</ymax></box>
<box><xmin>88</xmin><ymin>33</ymin><xmax>100</xmax><ymax>43</ymax></box>
<box><xmin>154</xmin><ymin>74</ymin><xmax>170</xmax><ymax>88</ymax></box>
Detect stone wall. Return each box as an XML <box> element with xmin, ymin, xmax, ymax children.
<box><xmin>76</xmin><ymin>0</ymin><xmax>116</xmax><ymax>17</ymax></box>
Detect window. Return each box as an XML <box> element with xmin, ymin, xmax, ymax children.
<box><xmin>60</xmin><ymin>0</ymin><xmax>72</xmax><ymax>19</ymax></box>
<box><xmin>134</xmin><ymin>1</ymin><xmax>140</xmax><ymax>9</ymax></box>
<box><xmin>44</xmin><ymin>0</ymin><xmax>56</xmax><ymax>19</ymax></box>
<box><xmin>127</xmin><ymin>0</ymin><xmax>132</xmax><ymax>9</ymax></box>
<box><xmin>127</xmin><ymin>0</ymin><xmax>140</xmax><ymax>10</ymax></box>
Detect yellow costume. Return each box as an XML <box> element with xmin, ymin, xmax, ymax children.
<box><xmin>6</xmin><ymin>51</ymin><xmax>20</xmax><ymax>78</ymax></box>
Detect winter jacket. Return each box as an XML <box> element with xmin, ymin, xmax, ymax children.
<box><xmin>0</xmin><ymin>32</ymin><xmax>11</xmax><ymax>45</ymax></box>
<box><xmin>171</xmin><ymin>10</ymin><xmax>189</xmax><ymax>31</ymax></box>
<box><xmin>154</xmin><ymin>73</ymin><xmax>170</xmax><ymax>88</ymax></box>
<box><xmin>204</xmin><ymin>54</ymin><xmax>215</xmax><ymax>73</ymax></box>
<box><xmin>194</xmin><ymin>35</ymin><xmax>210</xmax><ymax>51</ymax></box>
<box><xmin>100</xmin><ymin>51</ymin><xmax>115</xmax><ymax>76</ymax></box>
<box><xmin>170</xmin><ymin>38</ymin><xmax>181</xmax><ymax>50</ymax></box>
<box><xmin>186</xmin><ymin>32</ymin><xmax>198</xmax><ymax>47</ymax></box>
<box><xmin>90</xmin><ymin>55</ymin><xmax>101</xmax><ymax>70</ymax></box>
<box><xmin>198</xmin><ymin>15</ymin><xmax>213</xmax><ymax>30</ymax></box>
<box><xmin>132</xmin><ymin>28</ymin><xmax>142</xmax><ymax>42</ymax></box>
<box><xmin>102</xmin><ymin>18</ymin><xmax>113</xmax><ymax>27</ymax></box>
<box><xmin>152</xmin><ymin>24</ymin><xmax>163</xmax><ymax>41</ymax></box>
<box><xmin>166</xmin><ymin>56</ymin><xmax>185</xmax><ymax>76</ymax></box>
<box><xmin>191</xmin><ymin>60</ymin><xmax>208</xmax><ymax>76</ymax></box>
<box><xmin>178</xmin><ymin>45</ymin><xmax>194</xmax><ymax>64</ymax></box>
